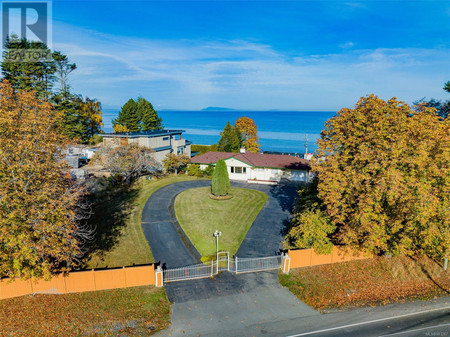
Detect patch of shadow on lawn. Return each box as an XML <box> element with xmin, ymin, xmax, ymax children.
<box><xmin>82</xmin><ymin>180</ymin><xmax>140</xmax><ymax>267</ymax></box>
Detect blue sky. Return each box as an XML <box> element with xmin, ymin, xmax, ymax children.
<box><xmin>47</xmin><ymin>0</ymin><xmax>450</xmax><ymax>110</ymax></box>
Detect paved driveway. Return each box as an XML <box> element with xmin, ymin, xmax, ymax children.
<box><xmin>142</xmin><ymin>179</ymin><xmax>318</xmax><ymax>336</ymax></box>
<box><xmin>141</xmin><ymin>179</ymin><xmax>301</xmax><ymax>268</ymax></box>
<box><xmin>141</xmin><ymin>180</ymin><xmax>210</xmax><ymax>268</ymax></box>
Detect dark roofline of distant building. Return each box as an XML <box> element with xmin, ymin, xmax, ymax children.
<box><xmin>102</xmin><ymin>129</ymin><xmax>185</xmax><ymax>138</ymax></box>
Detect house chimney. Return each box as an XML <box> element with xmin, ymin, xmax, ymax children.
<box><xmin>240</xmin><ymin>148</ymin><xmax>246</xmax><ymax>154</ymax></box>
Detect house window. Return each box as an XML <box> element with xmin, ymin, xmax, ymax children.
<box><xmin>231</xmin><ymin>166</ymin><xmax>246</xmax><ymax>174</ymax></box>
<box><xmin>177</xmin><ymin>147</ymin><xmax>184</xmax><ymax>155</ymax></box>
<box><xmin>163</xmin><ymin>136</ymin><xmax>169</xmax><ymax>141</ymax></box>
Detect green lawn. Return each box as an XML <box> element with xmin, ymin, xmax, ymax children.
<box><xmin>0</xmin><ymin>286</ymin><xmax>170</xmax><ymax>336</ymax></box>
<box><xmin>174</xmin><ymin>186</ymin><xmax>267</xmax><ymax>257</ymax></box>
<box><xmin>85</xmin><ymin>175</ymin><xmax>207</xmax><ymax>269</ymax></box>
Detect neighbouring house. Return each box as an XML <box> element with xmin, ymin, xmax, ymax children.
<box><xmin>64</xmin><ymin>146</ymin><xmax>99</xmax><ymax>168</ymax></box>
<box><xmin>101</xmin><ymin>129</ymin><xmax>192</xmax><ymax>164</ymax></box>
<box><xmin>191</xmin><ymin>149</ymin><xmax>313</xmax><ymax>184</ymax></box>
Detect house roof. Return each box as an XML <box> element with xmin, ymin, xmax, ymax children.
<box><xmin>102</xmin><ymin>129</ymin><xmax>185</xmax><ymax>138</ymax></box>
<box><xmin>191</xmin><ymin>151</ymin><xmax>311</xmax><ymax>170</ymax></box>
<box><xmin>190</xmin><ymin>151</ymin><xmax>235</xmax><ymax>164</ymax></box>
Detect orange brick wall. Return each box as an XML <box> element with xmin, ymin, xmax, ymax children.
<box><xmin>0</xmin><ymin>265</ymin><xmax>156</xmax><ymax>300</ymax></box>
<box><xmin>288</xmin><ymin>246</ymin><xmax>370</xmax><ymax>269</ymax></box>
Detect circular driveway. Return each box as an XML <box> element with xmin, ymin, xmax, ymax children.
<box><xmin>141</xmin><ymin>179</ymin><xmax>318</xmax><ymax>337</ymax></box>
<box><xmin>141</xmin><ymin>179</ymin><xmax>299</xmax><ymax>268</ymax></box>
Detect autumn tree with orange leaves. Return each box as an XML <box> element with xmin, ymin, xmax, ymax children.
<box><xmin>235</xmin><ymin>117</ymin><xmax>260</xmax><ymax>153</ymax></box>
<box><xmin>312</xmin><ymin>94</ymin><xmax>449</xmax><ymax>260</ymax></box>
<box><xmin>0</xmin><ymin>81</ymin><xmax>92</xmax><ymax>280</ymax></box>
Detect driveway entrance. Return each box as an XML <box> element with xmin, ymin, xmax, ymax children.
<box><xmin>162</xmin><ymin>253</ymin><xmax>286</xmax><ymax>284</ymax></box>
<box><xmin>142</xmin><ymin>180</ymin><xmax>318</xmax><ymax>336</ymax></box>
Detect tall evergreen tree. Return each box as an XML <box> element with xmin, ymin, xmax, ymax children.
<box><xmin>444</xmin><ymin>81</ymin><xmax>450</xmax><ymax>93</ymax></box>
<box><xmin>218</xmin><ymin>122</ymin><xmax>242</xmax><ymax>152</ymax></box>
<box><xmin>52</xmin><ymin>51</ymin><xmax>77</xmax><ymax>99</ymax></box>
<box><xmin>1</xmin><ymin>35</ymin><xmax>56</xmax><ymax>99</ymax></box>
<box><xmin>137</xmin><ymin>97</ymin><xmax>163</xmax><ymax>130</ymax></box>
<box><xmin>1</xmin><ymin>36</ymin><xmax>103</xmax><ymax>144</ymax></box>
<box><xmin>113</xmin><ymin>99</ymin><xmax>140</xmax><ymax>132</ymax></box>
<box><xmin>211</xmin><ymin>159</ymin><xmax>230</xmax><ymax>196</ymax></box>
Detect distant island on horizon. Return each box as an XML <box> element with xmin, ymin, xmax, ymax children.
<box><xmin>201</xmin><ymin>107</ymin><xmax>236</xmax><ymax>111</ymax></box>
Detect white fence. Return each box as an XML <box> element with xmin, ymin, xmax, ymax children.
<box><xmin>162</xmin><ymin>252</ymin><xmax>286</xmax><ymax>284</ymax></box>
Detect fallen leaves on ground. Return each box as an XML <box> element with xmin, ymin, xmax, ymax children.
<box><xmin>0</xmin><ymin>286</ymin><xmax>170</xmax><ymax>336</ymax></box>
<box><xmin>279</xmin><ymin>256</ymin><xmax>449</xmax><ymax>310</ymax></box>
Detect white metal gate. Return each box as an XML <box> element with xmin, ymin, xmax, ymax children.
<box><xmin>231</xmin><ymin>255</ymin><xmax>282</xmax><ymax>274</ymax></box>
<box><xmin>163</xmin><ymin>262</ymin><xmax>214</xmax><ymax>283</ymax></box>
<box><xmin>162</xmin><ymin>253</ymin><xmax>285</xmax><ymax>284</ymax></box>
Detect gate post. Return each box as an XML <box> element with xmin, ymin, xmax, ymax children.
<box><xmin>235</xmin><ymin>256</ymin><xmax>238</xmax><ymax>274</ymax></box>
<box><xmin>155</xmin><ymin>266</ymin><xmax>163</xmax><ymax>287</ymax></box>
<box><xmin>282</xmin><ymin>254</ymin><xmax>291</xmax><ymax>274</ymax></box>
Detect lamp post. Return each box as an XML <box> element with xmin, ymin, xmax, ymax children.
<box><xmin>213</xmin><ymin>230</ymin><xmax>222</xmax><ymax>274</ymax></box>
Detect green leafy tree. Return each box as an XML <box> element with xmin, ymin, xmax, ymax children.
<box><xmin>218</xmin><ymin>122</ymin><xmax>242</xmax><ymax>152</ymax></box>
<box><xmin>286</xmin><ymin>209</ymin><xmax>336</xmax><ymax>254</ymax></box>
<box><xmin>0</xmin><ymin>80</ymin><xmax>92</xmax><ymax>280</ymax></box>
<box><xmin>314</xmin><ymin>94</ymin><xmax>449</xmax><ymax>260</ymax></box>
<box><xmin>293</xmin><ymin>177</ymin><xmax>322</xmax><ymax>214</ymax></box>
<box><xmin>211</xmin><ymin>159</ymin><xmax>230</xmax><ymax>196</ymax></box>
<box><xmin>138</xmin><ymin>97</ymin><xmax>163</xmax><ymax>131</ymax></box>
<box><xmin>113</xmin><ymin>99</ymin><xmax>140</xmax><ymax>132</ymax></box>
<box><xmin>1</xmin><ymin>35</ymin><xmax>56</xmax><ymax>99</ymax></box>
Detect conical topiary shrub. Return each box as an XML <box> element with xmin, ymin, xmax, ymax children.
<box><xmin>211</xmin><ymin>159</ymin><xmax>230</xmax><ymax>196</ymax></box>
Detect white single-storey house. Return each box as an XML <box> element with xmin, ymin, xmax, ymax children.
<box><xmin>191</xmin><ymin>149</ymin><xmax>313</xmax><ymax>184</ymax></box>
<box><xmin>102</xmin><ymin>129</ymin><xmax>191</xmax><ymax>164</ymax></box>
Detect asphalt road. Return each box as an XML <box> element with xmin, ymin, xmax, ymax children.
<box><xmin>167</xmin><ymin>297</ymin><xmax>449</xmax><ymax>337</ymax></box>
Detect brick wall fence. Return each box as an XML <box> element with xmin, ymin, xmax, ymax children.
<box><xmin>0</xmin><ymin>265</ymin><xmax>160</xmax><ymax>300</ymax></box>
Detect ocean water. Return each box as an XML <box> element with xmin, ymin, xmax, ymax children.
<box><xmin>101</xmin><ymin>109</ymin><xmax>336</xmax><ymax>154</ymax></box>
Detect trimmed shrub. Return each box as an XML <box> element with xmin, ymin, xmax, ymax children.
<box><xmin>205</xmin><ymin>164</ymin><xmax>215</xmax><ymax>177</ymax></box>
<box><xmin>187</xmin><ymin>164</ymin><xmax>201</xmax><ymax>176</ymax></box>
<box><xmin>211</xmin><ymin>159</ymin><xmax>230</xmax><ymax>196</ymax></box>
